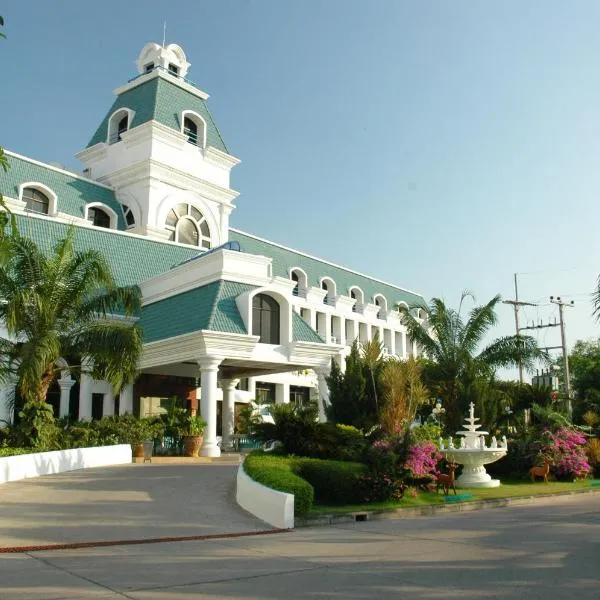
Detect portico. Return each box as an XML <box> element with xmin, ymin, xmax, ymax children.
<box><xmin>138</xmin><ymin>246</ymin><xmax>339</xmax><ymax>456</ymax></box>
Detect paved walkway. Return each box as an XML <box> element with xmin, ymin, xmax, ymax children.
<box><xmin>0</xmin><ymin>493</ymin><xmax>597</xmax><ymax>599</ymax></box>
<box><xmin>0</xmin><ymin>462</ymin><xmax>270</xmax><ymax>549</ymax></box>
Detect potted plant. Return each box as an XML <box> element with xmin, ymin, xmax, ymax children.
<box><xmin>183</xmin><ymin>415</ymin><xmax>207</xmax><ymax>457</ymax></box>
<box><xmin>118</xmin><ymin>415</ymin><xmax>164</xmax><ymax>459</ymax></box>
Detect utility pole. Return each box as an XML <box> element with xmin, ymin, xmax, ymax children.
<box><xmin>503</xmin><ymin>273</ymin><xmax>536</xmax><ymax>384</ymax></box>
<box><xmin>550</xmin><ymin>296</ymin><xmax>575</xmax><ymax>420</ymax></box>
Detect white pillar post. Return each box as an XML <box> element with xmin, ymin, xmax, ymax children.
<box><xmin>316</xmin><ymin>368</ymin><xmax>330</xmax><ymax>423</ymax></box>
<box><xmin>79</xmin><ymin>358</ymin><xmax>93</xmax><ymax>421</ymax></box>
<box><xmin>103</xmin><ymin>390</ymin><xmax>115</xmax><ymax>417</ymax></box>
<box><xmin>119</xmin><ymin>383</ymin><xmax>134</xmax><ymax>415</ymax></box>
<box><xmin>275</xmin><ymin>382</ymin><xmax>290</xmax><ymax>405</ymax></box>
<box><xmin>58</xmin><ymin>378</ymin><xmax>75</xmax><ymax>418</ymax></box>
<box><xmin>198</xmin><ymin>358</ymin><xmax>222</xmax><ymax>457</ymax></box>
<box><xmin>220</xmin><ymin>378</ymin><xmax>239</xmax><ymax>452</ymax></box>
<box><xmin>247</xmin><ymin>377</ymin><xmax>256</xmax><ymax>400</ymax></box>
<box><xmin>401</xmin><ymin>331</ymin><xmax>408</xmax><ymax>358</ymax></box>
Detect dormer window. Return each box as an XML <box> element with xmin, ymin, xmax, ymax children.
<box><xmin>183</xmin><ymin>117</ymin><xmax>198</xmax><ymax>146</ymax></box>
<box><xmin>165</xmin><ymin>202</ymin><xmax>211</xmax><ymax>248</ymax></box>
<box><xmin>87</xmin><ymin>206</ymin><xmax>111</xmax><ymax>228</ymax></box>
<box><xmin>144</xmin><ymin>62</ymin><xmax>154</xmax><ymax>73</ymax></box>
<box><xmin>252</xmin><ymin>294</ymin><xmax>280</xmax><ymax>344</ymax></box>
<box><xmin>108</xmin><ymin>108</ymin><xmax>133</xmax><ymax>144</ymax></box>
<box><xmin>168</xmin><ymin>63</ymin><xmax>179</xmax><ymax>76</ymax></box>
<box><xmin>23</xmin><ymin>187</ymin><xmax>50</xmax><ymax>214</ymax></box>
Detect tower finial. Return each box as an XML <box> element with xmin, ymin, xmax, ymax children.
<box><xmin>162</xmin><ymin>21</ymin><xmax>167</xmax><ymax>48</ymax></box>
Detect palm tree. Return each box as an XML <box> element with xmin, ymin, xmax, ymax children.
<box><xmin>0</xmin><ymin>227</ymin><xmax>143</xmax><ymax>412</ymax></box>
<box><xmin>399</xmin><ymin>293</ymin><xmax>546</xmax><ymax>432</ymax></box>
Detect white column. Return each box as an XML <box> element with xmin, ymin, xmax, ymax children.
<box><xmin>247</xmin><ymin>377</ymin><xmax>256</xmax><ymax>400</ymax></box>
<box><xmin>58</xmin><ymin>378</ymin><xmax>75</xmax><ymax>418</ymax></box>
<box><xmin>198</xmin><ymin>358</ymin><xmax>222</xmax><ymax>457</ymax></box>
<box><xmin>275</xmin><ymin>382</ymin><xmax>290</xmax><ymax>404</ymax></box>
<box><xmin>79</xmin><ymin>359</ymin><xmax>93</xmax><ymax>420</ymax></box>
<box><xmin>220</xmin><ymin>378</ymin><xmax>238</xmax><ymax>452</ymax></box>
<box><xmin>401</xmin><ymin>331</ymin><xmax>407</xmax><ymax>358</ymax></box>
<box><xmin>103</xmin><ymin>390</ymin><xmax>115</xmax><ymax>417</ymax></box>
<box><xmin>119</xmin><ymin>383</ymin><xmax>134</xmax><ymax>415</ymax></box>
<box><xmin>324</xmin><ymin>313</ymin><xmax>332</xmax><ymax>343</ymax></box>
<box><xmin>316</xmin><ymin>368</ymin><xmax>330</xmax><ymax>423</ymax></box>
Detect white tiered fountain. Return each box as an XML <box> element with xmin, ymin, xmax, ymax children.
<box><xmin>439</xmin><ymin>402</ymin><xmax>507</xmax><ymax>488</ymax></box>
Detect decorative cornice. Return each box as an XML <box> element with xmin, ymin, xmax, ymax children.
<box><xmin>112</xmin><ymin>69</ymin><xmax>210</xmax><ymax>101</ymax></box>
<box><xmin>204</xmin><ymin>146</ymin><xmax>241</xmax><ymax>170</ymax></box>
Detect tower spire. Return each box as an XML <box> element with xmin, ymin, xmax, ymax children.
<box><xmin>162</xmin><ymin>21</ymin><xmax>167</xmax><ymax>48</ymax></box>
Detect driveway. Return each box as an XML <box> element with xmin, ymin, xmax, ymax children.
<box><xmin>0</xmin><ymin>491</ymin><xmax>598</xmax><ymax>599</ymax></box>
<box><xmin>0</xmin><ymin>463</ymin><xmax>270</xmax><ymax>549</ymax></box>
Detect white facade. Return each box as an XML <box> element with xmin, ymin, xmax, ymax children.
<box><xmin>0</xmin><ymin>41</ymin><xmax>426</xmax><ymax>453</ymax></box>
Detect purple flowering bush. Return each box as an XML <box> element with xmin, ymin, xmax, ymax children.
<box><xmin>405</xmin><ymin>441</ymin><xmax>442</xmax><ymax>479</ymax></box>
<box><xmin>541</xmin><ymin>428</ymin><xmax>591</xmax><ymax>480</ymax></box>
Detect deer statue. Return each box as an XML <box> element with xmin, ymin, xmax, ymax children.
<box><xmin>436</xmin><ymin>463</ymin><xmax>458</xmax><ymax>495</ymax></box>
<box><xmin>529</xmin><ymin>460</ymin><xmax>551</xmax><ymax>483</ymax></box>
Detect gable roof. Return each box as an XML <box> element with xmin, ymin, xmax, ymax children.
<box><xmin>86</xmin><ymin>76</ymin><xmax>228</xmax><ymax>153</ymax></box>
<box><xmin>0</xmin><ymin>152</ymin><xmax>127</xmax><ymax>229</ymax></box>
<box><xmin>229</xmin><ymin>229</ymin><xmax>425</xmax><ymax>309</ymax></box>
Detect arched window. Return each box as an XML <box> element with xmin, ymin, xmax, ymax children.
<box><xmin>290</xmin><ymin>268</ymin><xmax>307</xmax><ymax>297</ymax></box>
<box><xmin>108</xmin><ymin>108</ymin><xmax>132</xmax><ymax>144</ymax></box>
<box><xmin>374</xmin><ymin>295</ymin><xmax>387</xmax><ymax>319</ymax></box>
<box><xmin>252</xmin><ymin>294</ymin><xmax>280</xmax><ymax>344</ymax></box>
<box><xmin>23</xmin><ymin>187</ymin><xmax>50</xmax><ymax>214</ymax></box>
<box><xmin>87</xmin><ymin>206</ymin><xmax>111</xmax><ymax>228</ymax></box>
<box><xmin>181</xmin><ymin>111</ymin><xmax>206</xmax><ymax>148</ymax></box>
<box><xmin>350</xmin><ymin>287</ymin><xmax>364</xmax><ymax>312</ymax></box>
<box><xmin>321</xmin><ymin>278</ymin><xmax>336</xmax><ymax>305</ymax></box>
<box><xmin>165</xmin><ymin>203</ymin><xmax>211</xmax><ymax>248</ymax></box>
<box><xmin>122</xmin><ymin>204</ymin><xmax>135</xmax><ymax>228</ymax></box>
<box><xmin>183</xmin><ymin>117</ymin><xmax>198</xmax><ymax>146</ymax></box>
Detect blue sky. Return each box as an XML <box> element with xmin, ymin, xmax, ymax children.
<box><xmin>2</xmin><ymin>1</ymin><xmax>600</xmax><ymax>376</ymax></box>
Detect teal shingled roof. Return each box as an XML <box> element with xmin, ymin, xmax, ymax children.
<box><xmin>87</xmin><ymin>76</ymin><xmax>228</xmax><ymax>153</ymax></box>
<box><xmin>229</xmin><ymin>229</ymin><xmax>425</xmax><ymax>309</ymax></box>
<box><xmin>13</xmin><ymin>214</ymin><xmax>199</xmax><ymax>287</ymax></box>
<box><xmin>139</xmin><ymin>280</ymin><xmax>254</xmax><ymax>342</ymax></box>
<box><xmin>293</xmin><ymin>312</ymin><xmax>324</xmax><ymax>343</ymax></box>
<box><xmin>1</xmin><ymin>154</ymin><xmax>127</xmax><ymax>229</ymax></box>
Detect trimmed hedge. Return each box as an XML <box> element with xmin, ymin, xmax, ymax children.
<box><xmin>243</xmin><ymin>453</ymin><xmax>314</xmax><ymax>515</ymax></box>
<box><xmin>296</xmin><ymin>458</ymin><xmax>367</xmax><ymax>504</ymax></box>
<box><xmin>243</xmin><ymin>452</ymin><xmax>368</xmax><ymax>513</ymax></box>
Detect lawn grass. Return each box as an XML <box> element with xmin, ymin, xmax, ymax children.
<box><xmin>309</xmin><ymin>478</ymin><xmax>599</xmax><ymax>516</ymax></box>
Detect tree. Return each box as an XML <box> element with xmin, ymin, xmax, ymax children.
<box><xmin>399</xmin><ymin>293</ymin><xmax>546</xmax><ymax>432</ymax></box>
<box><xmin>379</xmin><ymin>357</ymin><xmax>429</xmax><ymax>435</ymax></box>
<box><xmin>568</xmin><ymin>339</ymin><xmax>600</xmax><ymax>422</ymax></box>
<box><xmin>0</xmin><ymin>227</ymin><xmax>143</xmax><ymax>413</ymax></box>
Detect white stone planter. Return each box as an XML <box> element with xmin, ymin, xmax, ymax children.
<box><xmin>236</xmin><ymin>463</ymin><xmax>294</xmax><ymax>529</ymax></box>
<box><xmin>0</xmin><ymin>444</ymin><xmax>133</xmax><ymax>485</ymax></box>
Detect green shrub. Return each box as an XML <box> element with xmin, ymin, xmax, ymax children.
<box><xmin>410</xmin><ymin>423</ymin><xmax>442</xmax><ymax>445</ymax></box>
<box><xmin>243</xmin><ymin>452</ymin><xmax>314</xmax><ymax>515</ymax></box>
<box><xmin>295</xmin><ymin>458</ymin><xmax>367</xmax><ymax>504</ymax></box>
<box><xmin>0</xmin><ymin>447</ymin><xmax>34</xmax><ymax>457</ymax></box>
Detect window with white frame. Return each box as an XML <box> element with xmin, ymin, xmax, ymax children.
<box><xmin>108</xmin><ymin>109</ymin><xmax>131</xmax><ymax>144</ymax></box>
<box><xmin>122</xmin><ymin>204</ymin><xmax>135</xmax><ymax>228</ymax></box>
<box><xmin>181</xmin><ymin>112</ymin><xmax>206</xmax><ymax>148</ymax></box>
<box><xmin>165</xmin><ymin>203</ymin><xmax>211</xmax><ymax>248</ymax></box>
<box><xmin>87</xmin><ymin>206</ymin><xmax>111</xmax><ymax>228</ymax></box>
<box><xmin>22</xmin><ymin>187</ymin><xmax>50</xmax><ymax>214</ymax></box>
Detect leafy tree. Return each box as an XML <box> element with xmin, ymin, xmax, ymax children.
<box><xmin>568</xmin><ymin>339</ymin><xmax>600</xmax><ymax>422</ymax></box>
<box><xmin>0</xmin><ymin>228</ymin><xmax>143</xmax><ymax>414</ymax></box>
<box><xmin>379</xmin><ymin>357</ymin><xmax>429</xmax><ymax>435</ymax></box>
<box><xmin>326</xmin><ymin>341</ymin><xmax>372</xmax><ymax>428</ymax></box>
<box><xmin>399</xmin><ymin>293</ymin><xmax>547</xmax><ymax>432</ymax></box>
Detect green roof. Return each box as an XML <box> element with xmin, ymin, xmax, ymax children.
<box><xmin>1</xmin><ymin>154</ymin><xmax>127</xmax><ymax>229</ymax></box>
<box><xmin>293</xmin><ymin>312</ymin><xmax>324</xmax><ymax>343</ymax></box>
<box><xmin>87</xmin><ymin>76</ymin><xmax>228</xmax><ymax>153</ymax></box>
<box><xmin>229</xmin><ymin>229</ymin><xmax>425</xmax><ymax>309</ymax></box>
<box><xmin>140</xmin><ymin>280</ymin><xmax>254</xmax><ymax>342</ymax></box>
<box><xmin>13</xmin><ymin>214</ymin><xmax>199</xmax><ymax>287</ymax></box>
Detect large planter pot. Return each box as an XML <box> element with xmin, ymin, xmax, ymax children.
<box><xmin>132</xmin><ymin>442</ymin><xmax>145</xmax><ymax>459</ymax></box>
<box><xmin>183</xmin><ymin>435</ymin><xmax>203</xmax><ymax>457</ymax></box>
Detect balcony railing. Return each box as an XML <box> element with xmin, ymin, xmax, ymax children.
<box><xmin>292</xmin><ymin>286</ymin><xmax>307</xmax><ymax>298</ymax></box>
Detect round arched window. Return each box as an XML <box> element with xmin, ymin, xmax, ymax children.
<box><xmin>23</xmin><ymin>187</ymin><xmax>50</xmax><ymax>214</ymax></box>
<box><xmin>165</xmin><ymin>203</ymin><xmax>211</xmax><ymax>248</ymax></box>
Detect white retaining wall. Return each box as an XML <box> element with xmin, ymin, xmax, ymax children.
<box><xmin>0</xmin><ymin>444</ymin><xmax>133</xmax><ymax>485</ymax></box>
<box><xmin>236</xmin><ymin>464</ymin><xmax>294</xmax><ymax>529</ymax></box>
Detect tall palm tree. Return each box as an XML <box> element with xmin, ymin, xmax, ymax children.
<box><xmin>0</xmin><ymin>227</ymin><xmax>142</xmax><ymax>411</ymax></box>
<box><xmin>399</xmin><ymin>293</ymin><xmax>546</xmax><ymax>432</ymax></box>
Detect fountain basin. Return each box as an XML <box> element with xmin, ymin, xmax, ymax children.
<box><xmin>442</xmin><ymin>449</ymin><xmax>506</xmax><ymax>488</ymax></box>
